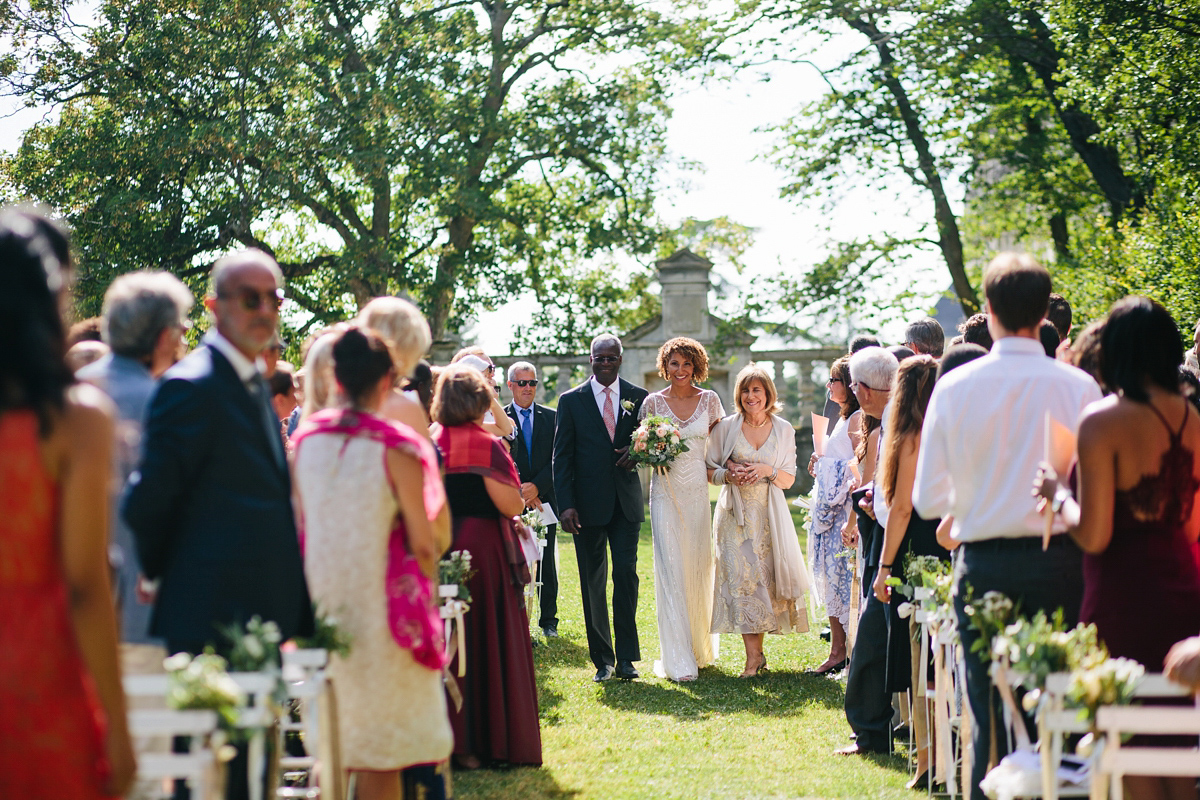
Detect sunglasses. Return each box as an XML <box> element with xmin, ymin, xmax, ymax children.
<box><xmin>219</xmin><ymin>287</ymin><xmax>285</xmax><ymax>311</ymax></box>
<box><xmin>592</xmin><ymin>355</ymin><xmax>620</xmax><ymax>364</ymax></box>
<box><xmin>511</xmin><ymin>379</ymin><xmax>539</xmax><ymax>387</ymax></box>
<box><xmin>826</xmin><ymin>377</ymin><xmax>843</xmax><ymax>386</ymax></box>
<box><xmin>850</xmin><ymin>381</ymin><xmax>887</xmax><ymax>393</ymax></box>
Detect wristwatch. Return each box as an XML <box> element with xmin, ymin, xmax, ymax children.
<box><xmin>1051</xmin><ymin>488</ymin><xmax>1071</xmax><ymax>514</ymax></box>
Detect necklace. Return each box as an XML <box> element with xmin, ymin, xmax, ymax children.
<box><xmin>744</xmin><ymin>415</ymin><xmax>770</xmax><ymax>429</ymax></box>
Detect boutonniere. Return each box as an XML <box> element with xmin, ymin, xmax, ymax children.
<box><xmin>621</xmin><ymin>399</ymin><xmax>635</xmax><ymax>413</ymax></box>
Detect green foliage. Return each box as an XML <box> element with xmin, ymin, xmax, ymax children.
<box><xmin>0</xmin><ymin>0</ymin><xmax>728</xmax><ymax>348</ymax></box>
<box><xmin>293</xmin><ymin>605</ymin><xmax>353</xmax><ymax>658</ymax></box>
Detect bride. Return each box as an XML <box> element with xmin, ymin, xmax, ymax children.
<box><xmin>641</xmin><ymin>337</ymin><xmax>725</xmax><ymax>681</ymax></box>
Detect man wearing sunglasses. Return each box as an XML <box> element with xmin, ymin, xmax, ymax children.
<box><xmin>504</xmin><ymin>362</ymin><xmax>560</xmax><ymax>638</ymax></box>
<box><xmin>123</xmin><ymin>249</ymin><xmax>314</xmax><ymax>800</ymax></box>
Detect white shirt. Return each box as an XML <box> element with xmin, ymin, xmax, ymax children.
<box><xmin>204</xmin><ymin>330</ymin><xmax>265</xmax><ymax>383</ymax></box>
<box><xmin>590</xmin><ymin>376</ymin><xmax>620</xmax><ymax>417</ymax></box>
<box><xmin>912</xmin><ymin>336</ymin><xmax>1102</xmax><ymax>542</ymax></box>
<box><xmin>873</xmin><ymin>401</ymin><xmax>892</xmax><ymax>529</ymax></box>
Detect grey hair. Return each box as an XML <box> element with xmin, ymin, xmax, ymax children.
<box><xmin>904</xmin><ymin>316</ymin><xmax>946</xmax><ymax>358</ymax></box>
<box><xmin>849</xmin><ymin>346</ymin><xmax>899</xmax><ymax>393</ymax></box>
<box><xmin>590</xmin><ymin>333</ymin><xmax>623</xmax><ymax>355</ymax></box>
<box><xmin>101</xmin><ymin>271</ymin><xmax>194</xmax><ymax>360</ymax></box>
<box><xmin>210</xmin><ymin>248</ymin><xmax>283</xmax><ymax>295</ymax></box>
<box><xmin>507</xmin><ymin>361</ymin><xmax>537</xmax><ymax>382</ymax></box>
<box><xmin>355</xmin><ymin>296</ymin><xmax>431</xmax><ymax>379</ymax></box>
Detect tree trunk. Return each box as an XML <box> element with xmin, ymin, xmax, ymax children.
<box><xmin>1049</xmin><ymin>211</ymin><xmax>1071</xmax><ymax>261</ymax></box>
<box><xmin>845</xmin><ymin>14</ymin><xmax>981</xmax><ymax>315</ymax></box>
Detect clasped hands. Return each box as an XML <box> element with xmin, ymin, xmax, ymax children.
<box><xmin>726</xmin><ymin>459</ymin><xmax>772</xmax><ymax>486</ymax></box>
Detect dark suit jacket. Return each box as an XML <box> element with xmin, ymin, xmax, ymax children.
<box><xmin>505</xmin><ymin>401</ymin><xmax>556</xmax><ymax>511</ymax></box>
<box><xmin>122</xmin><ymin>344</ymin><xmax>314</xmax><ymax>646</ymax></box>
<box><xmin>552</xmin><ymin>377</ymin><xmax>648</xmax><ymax>527</ymax></box>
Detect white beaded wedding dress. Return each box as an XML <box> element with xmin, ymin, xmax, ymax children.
<box><xmin>642</xmin><ymin>390</ymin><xmax>725</xmax><ymax>681</ymax></box>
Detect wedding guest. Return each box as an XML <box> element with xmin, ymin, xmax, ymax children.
<box><xmin>0</xmin><ymin>209</ymin><xmax>135</xmax><ymax>798</ymax></box>
<box><xmin>1047</xmin><ymin>292</ymin><xmax>1072</xmax><ymax>342</ymax></box>
<box><xmin>888</xmin><ymin>344</ymin><xmax>915</xmax><ymax>361</ymax></box>
<box><xmin>913</xmin><ymin>253</ymin><xmax>1101</xmax><ymax>800</ymax></box>
<box><xmin>1038</xmin><ymin>319</ymin><xmax>1060</xmax><ymax>357</ymax></box>
<box><xmin>504</xmin><ymin>362</ymin><xmax>561</xmax><ymax>638</ymax></box>
<box><xmin>123</xmin><ymin>249</ymin><xmax>314</xmax><ymax>800</ymax></box>
<box><xmin>708</xmin><ymin>364</ymin><xmax>809</xmax><ymax>677</ymax></box>
<box><xmin>903</xmin><ymin>317</ymin><xmax>945</xmax><ymax>359</ymax></box>
<box><xmin>850</xmin><ymin>334</ymin><xmax>882</xmax><ymax>353</ymax></box>
<box><xmin>292</xmin><ymin>327</ymin><xmax>452</xmax><ymax>800</ymax></box>
<box><xmin>641</xmin><ymin>338</ymin><xmax>725</xmax><ymax>681</ymax></box>
<box><xmin>1187</xmin><ymin>319</ymin><xmax>1200</xmax><ymax>371</ymax></box>
<box><xmin>1068</xmin><ymin>317</ymin><xmax>1108</xmax><ymax>391</ymax></box>
<box><xmin>67</xmin><ymin>340</ymin><xmax>110</xmax><ymax>372</ymax></box>
<box><xmin>264</xmin><ymin>331</ymin><xmax>284</xmax><ymax>377</ymax></box>
<box><xmin>807</xmin><ymin>355</ymin><xmax>861</xmax><ymax>675</ymax></box>
<box><xmin>1181</xmin><ymin>366</ymin><xmax>1200</xmax><ymax>414</ymax></box>
<box><xmin>357</xmin><ymin>296</ymin><xmax>432</xmax><ymax>437</ymax></box>
<box><xmin>404</xmin><ymin>360</ymin><xmax>436</xmax><ymax>420</ymax></box>
<box><xmin>432</xmin><ymin>364</ymin><xmax>542</xmax><ymax>768</ymax></box>
<box><xmin>838</xmin><ymin>346</ymin><xmax>900</xmax><ymax>756</ymax></box>
<box><xmin>67</xmin><ymin>315</ymin><xmax>104</xmax><ymax>345</ymax></box>
<box><xmin>269</xmin><ymin>362</ymin><xmax>298</xmax><ymax>421</ymax></box>
<box><xmin>299</xmin><ymin>326</ymin><xmax>347</xmax><ymax>423</ymax></box>
<box><xmin>451</xmin><ymin>346</ymin><xmax>515</xmax><ymax>438</ymax></box>
<box><xmin>77</xmin><ymin>271</ymin><xmax>194</xmax><ymax>659</ymax></box>
<box><xmin>553</xmin><ymin>334</ymin><xmax>648</xmax><ymax>682</ymax></box>
<box><xmin>1165</xmin><ymin>635</ymin><xmax>1200</xmax><ymax>690</ymax></box>
<box><xmin>935</xmin><ymin>343</ymin><xmax>988</xmax><ymax>380</ymax></box>
<box><xmin>957</xmin><ymin>312</ymin><xmax>994</xmax><ymax>350</ymax></box>
<box><xmin>871</xmin><ymin>355</ymin><xmax>950</xmax><ymax>789</ymax></box>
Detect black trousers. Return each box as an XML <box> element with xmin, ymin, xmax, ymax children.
<box><xmin>952</xmin><ymin>536</ymin><xmax>1084</xmax><ymax>800</ymax></box>
<box><xmin>843</xmin><ymin>563</ymin><xmax>894</xmax><ymax>753</ymax></box>
<box><xmin>574</xmin><ymin>513</ymin><xmax>641</xmax><ymax>669</ymax></box>
<box><xmin>537</xmin><ymin>523</ymin><xmax>559</xmax><ymax>629</ymax></box>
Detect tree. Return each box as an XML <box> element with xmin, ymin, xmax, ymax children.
<box><xmin>1</xmin><ymin>0</ymin><xmax>719</xmax><ymax>346</ymax></box>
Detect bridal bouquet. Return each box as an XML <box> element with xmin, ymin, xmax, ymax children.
<box><xmin>628</xmin><ymin>414</ymin><xmax>688</xmax><ymax>474</ymax></box>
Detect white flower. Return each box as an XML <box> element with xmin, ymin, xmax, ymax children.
<box><xmin>896</xmin><ymin>602</ymin><xmax>914</xmax><ymax>620</ymax></box>
<box><xmin>621</xmin><ymin>400</ymin><xmax>635</xmax><ymax>412</ymax></box>
<box><xmin>243</xmin><ymin>634</ymin><xmax>265</xmax><ymax>661</ymax></box>
<box><xmin>163</xmin><ymin>652</ymin><xmax>192</xmax><ymax>672</ymax></box>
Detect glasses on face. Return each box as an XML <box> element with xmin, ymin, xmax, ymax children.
<box><xmin>826</xmin><ymin>377</ymin><xmax>843</xmax><ymax>387</ymax></box>
<box><xmin>850</xmin><ymin>381</ymin><xmax>887</xmax><ymax>394</ymax></box>
<box><xmin>592</xmin><ymin>355</ymin><xmax>620</xmax><ymax>364</ymax></box>
<box><xmin>219</xmin><ymin>287</ymin><xmax>284</xmax><ymax>312</ymax></box>
<box><xmin>511</xmin><ymin>379</ymin><xmax>539</xmax><ymax>387</ymax></box>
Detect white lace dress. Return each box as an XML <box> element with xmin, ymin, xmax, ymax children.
<box><xmin>293</xmin><ymin>431</ymin><xmax>453</xmax><ymax>770</ymax></box>
<box><xmin>641</xmin><ymin>390</ymin><xmax>725</xmax><ymax>681</ymax></box>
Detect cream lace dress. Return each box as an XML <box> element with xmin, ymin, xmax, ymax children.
<box><xmin>642</xmin><ymin>390</ymin><xmax>724</xmax><ymax>681</ymax></box>
<box><xmin>711</xmin><ymin>428</ymin><xmax>807</xmax><ymax>634</ymax></box>
<box><xmin>293</xmin><ymin>431</ymin><xmax>453</xmax><ymax>770</ymax></box>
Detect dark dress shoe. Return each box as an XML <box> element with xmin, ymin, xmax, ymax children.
<box><xmin>593</xmin><ymin>665</ymin><xmax>615</xmax><ymax>682</ymax></box>
<box><xmin>615</xmin><ymin>660</ymin><xmax>639</xmax><ymax>680</ymax></box>
<box><xmin>906</xmin><ymin>770</ymin><xmax>929</xmax><ymax>791</ymax></box>
<box><xmin>808</xmin><ymin>657</ymin><xmax>848</xmax><ymax>675</ymax></box>
<box><xmin>542</xmin><ymin>626</ymin><xmax>559</xmax><ymax>638</ymax></box>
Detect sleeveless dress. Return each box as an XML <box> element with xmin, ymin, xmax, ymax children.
<box><xmin>712</xmin><ymin>428</ymin><xmax>807</xmax><ymax>634</ymax></box>
<box><xmin>0</xmin><ymin>411</ymin><xmax>113</xmax><ymax>798</ymax></box>
<box><xmin>642</xmin><ymin>390</ymin><xmax>725</xmax><ymax>681</ymax></box>
<box><xmin>1081</xmin><ymin>403</ymin><xmax>1200</xmax><ymax>670</ymax></box>
<box><xmin>809</xmin><ymin>412</ymin><xmax>858</xmax><ymax>627</ymax></box>
<box><xmin>292</xmin><ymin>411</ymin><xmax>454</xmax><ymax>771</ymax></box>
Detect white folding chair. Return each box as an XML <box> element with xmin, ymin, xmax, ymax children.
<box><xmin>1091</xmin><ymin>686</ymin><xmax>1200</xmax><ymax>800</ymax></box>
<box><xmin>277</xmin><ymin>649</ymin><xmax>330</xmax><ymax>799</ymax></box>
<box><xmin>128</xmin><ymin>708</ymin><xmax>220</xmax><ymax>800</ymax></box>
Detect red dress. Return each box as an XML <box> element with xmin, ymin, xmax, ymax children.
<box><xmin>0</xmin><ymin>411</ymin><xmax>113</xmax><ymax>798</ymax></box>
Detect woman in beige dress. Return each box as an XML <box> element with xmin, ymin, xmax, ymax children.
<box><xmin>707</xmin><ymin>364</ymin><xmax>809</xmax><ymax>677</ymax></box>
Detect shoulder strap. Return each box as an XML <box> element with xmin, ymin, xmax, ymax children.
<box><xmin>1146</xmin><ymin>400</ymin><xmax>1187</xmax><ymax>440</ymax></box>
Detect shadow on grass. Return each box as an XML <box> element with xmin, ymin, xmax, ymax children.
<box><xmin>532</xmin><ymin>634</ymin><xmax>591</xmax><ymax>726</ymax></box>
<box><xmin>595</xmin><ymin>664</ymin><xmax>846</xmax><ymax>720</ymax></box>
<box><xmin>452</xmin><ymin>763</ymin><xmax>581</xmax><ymax>800</ymax></box>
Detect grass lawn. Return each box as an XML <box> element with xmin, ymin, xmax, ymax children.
<box><xmin>453</xmin><ymin>507</ymin><xmax>919</xmax><ymax>799</ymax></box>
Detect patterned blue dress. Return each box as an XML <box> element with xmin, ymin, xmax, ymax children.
<box><xmin>808</xmin><ymin>412</ymin><xmax>858</xmax><ymax>626</ymax></box>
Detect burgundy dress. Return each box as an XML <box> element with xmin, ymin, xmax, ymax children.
<box><xmin>434</xmin><ymin>422</ymin><xmax>542</xmax><ymax>767</ymax></box>
<box><xmin>1080</xmin><ymin>403</ymin><xmax>1200</xmax><ymax>670</ymax></box>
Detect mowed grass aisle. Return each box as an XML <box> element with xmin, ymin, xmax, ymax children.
<box><xmin>453</xmin><ymin>509</ymin><xmax>918</xmax><ymax>799</ymax></box>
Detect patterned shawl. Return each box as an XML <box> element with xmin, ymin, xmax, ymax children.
<box><xmin>432</xmin><ymin>421</ymin><xmax>530</xmax><ymax>587</ymax></box>
<box><xmin>292</xmin><ymin>409</ymin><xmax>448</xmax><ymax>670</ymax></box>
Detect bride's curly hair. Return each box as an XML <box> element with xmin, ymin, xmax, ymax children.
<box><xmin>656</xmin><ymin>337</ymin><xmax>709</xmax><ymax>383</ymax></box>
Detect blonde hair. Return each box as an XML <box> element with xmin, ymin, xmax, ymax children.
<box><xmin>356</xmin><ymin>296</ymin><xmax>431</xmax><ymax>379</ymax></box>
<box><xmin>732</xmin><ymin>363</ymin><xmax>781</xmax><ymax>416</ymax></box>
<box><xmin>299</xmin><ymin>326</ymin><xmax>345</xmax><ymax>422</ymax></box>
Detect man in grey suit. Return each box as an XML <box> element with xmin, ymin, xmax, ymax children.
<box><xmin>77</xmin><ymin>271</ymin><xmax>193</xmax><ymax>656</ymax></box>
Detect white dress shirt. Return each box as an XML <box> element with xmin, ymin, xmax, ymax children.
<box><xmin>873</xmin><ymin>401</ymin><xmax>892</xmax><ymax>529</ymax></box>
<box><xmin>204</xmin><ymin>330</ymin><xmax>265</xmax><ymax>383</ymax></box>
<box><xmin>912</xmin><ymin>336</ymin><xmax>1102</xmax><ymax>542</ymax></box>
<box><xmin>590</xmin><ymin>375</ymin><xmax>620</xmax><ymax>416</ymax></box>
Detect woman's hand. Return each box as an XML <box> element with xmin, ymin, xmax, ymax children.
<box><xmin>872</xmin><ymin>566</ymin><xmax>891</xmax><ymax>604</ymax></box>
<box><xmin>841</xmin><ymin>516</ymin><xmax>858</xmax><ymax>548</ymax></box>
<box><xmin>808</xmin><ymin>452</ymin><xmax>818</xmax><ymax>477</ymax></box>
<box><xmin>859</xmin><ymin>487</ymin><xmax>876</xmax><ymax>520</ymax></box>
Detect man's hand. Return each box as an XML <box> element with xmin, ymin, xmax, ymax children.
<box><xmin>520</xmin><ymin>482</ymin><xmax>539</xmax><ymax>503</ymax></box>
<box><xmin>560</xmin><ymin>508</ymin><xmax>581</xmax><ymax>534</ymax></box>
<box><xmin>859</xmin><ymin>487</ymin><xmax>876</xmax><ymax>520</ymax></box>
<box><xmin>1165</xmin><ymin>636</ymin><xmax>1200</xmax><ymax>691</ymax></box>
<box><xmin>872</xmin><ymin>567</ymin><xmax>891</xmax><ymax>603</ymax></box>
<box><xmin>615</xmin><ymin>445</ymin><xmax>636</xmax><ymax>471</ymax></box>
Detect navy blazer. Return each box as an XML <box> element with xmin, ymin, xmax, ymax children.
<box><xmin>122</xmin><ymin>344</ymin><xmax>314</xmax><ymax>646</ymax></box>
<box><xmin>505</xmin><ymin>401</ymin><xmax>556</xmax><ymax>511</ymax></box>
<box><xmin>552</xmin><ymin>378</ymin><xmax>648</xmax><ymax>527</ymax></box>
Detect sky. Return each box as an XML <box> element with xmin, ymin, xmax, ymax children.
<box><xmin>1</xmin><ymin>23</ymin><xmax>954</xmax><ymax>356</ymax></box>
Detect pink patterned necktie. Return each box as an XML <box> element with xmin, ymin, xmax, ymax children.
<box><xmin>602</xmin><ymin>386</ymin><xmax>617</xmax><ymax>440</ymax></box>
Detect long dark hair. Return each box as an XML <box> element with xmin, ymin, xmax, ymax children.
<box><xmin>880</xmin><ymin>355</ymin><xmax>938</xmax><ymax>504</ymax></box>
<box><xmin>0</xmin><ymin>209</ymin><xmax>73</xmax><ymax>434</ymax></box>
<box><xmin>831</xmin><ymin>355</ymin><xmax>859</xmax><ymax>419</ymax></box>
<box><xmin>1100</xmin><ymin>296</ymin><xmax>1182</xmax><ymax>403</ymax></box>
